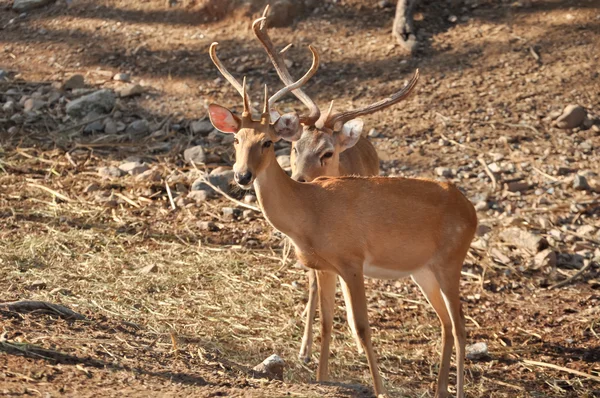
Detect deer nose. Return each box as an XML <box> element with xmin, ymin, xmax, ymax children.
<box><xmin>234</xmin><ymin>171</ymin><xmax>253</xmax><ymax>186</ymax></box>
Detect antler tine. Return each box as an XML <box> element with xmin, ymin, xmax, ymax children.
<box><xmin>252</xmin><ymin>12</ymin><xmax>321</xmax><ymax>125</ymax></box>
<box><xmin>209</xmin><ymin>42</ymin><xmax>253</xmax><ymax>112</ymax></box>
<box><xmin>268</xmin><ymin>45</ymin><xmax>319</xmax><ymax>108</ymax></box>
<box><xmin>326</xmin><ymin>69</ymin><xmax>420</xmax><ymax>131</ymax></box>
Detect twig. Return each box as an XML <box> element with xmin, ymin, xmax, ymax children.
<box><xmin>0</xmin><ymin>300</ymin><xmax>86</xmax><ymax>320</ymax></box>
<box><xmin>114</xmin><ymin>192</ymin><xmax>141</xmax><ymax>209</ymax></box>
<box><xmin>531</xmin><ymin>166</ymin><xmax>559</xmax><ymax>182</ymax></box>
<box><xmin>198</xmin><ymin>176</ymin><xmax>260</xmax><ymax>212</ymax></box>
<box><xmin>165</xmin><ymin>181</ymin><xmax>176</xmax><ymax>210</ymax></box>
<box><xmin>477</xmin><ymin>157</ymin><xmax>497</xmax><ymax>191</ymax></box>
<box><xmin>521</xmin><ymin>359</ymin><xmax>600</xmax><ymax>383</ymax></box>
<box><xmin>54</xmin><ymin>108</ymin><xmax>116</xmax><ymax>135</ymax></box>
<box><xmin>482</xmin><ymin>376</ymin><xmax>525</xmax><ymax>391</ymax></box>
<box><xmin>550</xmin><ymin>260</ymin><xmax>593</xmax><ymax>289</ymax></box>
<box><xmin>27</xmin><ymin>183</ymin><xmax>72</xmax><ymax>202</ymax></box>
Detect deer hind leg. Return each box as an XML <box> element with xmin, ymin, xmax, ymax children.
<box><xmin>316</xmin><ymin>270</ymin><xmax>337</xmax><ymax>382</ymax></box>
<box><xmin>299</xmin><ymin>268</ymin><xmax>318</xmax><ymax>363</ymax></box>
<box><xmin>339</xmin><ymin>276</ymin><xmax>364</xmax><ymax>354</ymax></box>
<box><xmin>412</xmin><ymin>268</ymin><xmax>454</xmax><ymax>398</ymax></box>
<box><xmin>341</xmin><ymin>271</ymin><xmax>386</xmax><ymax>397</ymax></box>
<box><xmin>436</xmin><ymin>262</ymin><xmax>467</xmax><ymax>398</ymax></box>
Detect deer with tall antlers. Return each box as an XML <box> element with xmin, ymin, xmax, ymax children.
<box><xmin>251</xmin><ymin>7</ymin><xmax>424</xmax><ymax>365</ymax></box>
<box><xmin>207</xmin><ymin>25</ymin><xmax>476</xmax><ymax>398</ymax></box>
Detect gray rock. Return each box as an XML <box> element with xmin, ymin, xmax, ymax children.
<box><xmin>84</xmin><ymin>119</ymin><xmax>105</xmax><ymax>133</ymax></box>
<box><xmin>66</xmin><ymin>89</ymin><xmax>115</xmax><ymax>118</ymax></box>
<box><xmin>243</xmin><ymin>209</ymin><xmax>254</xmax><ymax>219</ymax></box>
<box><xmin>197</xmin><ymin>221</ymin><xmax>218</xmax><ymax>231</ymax></box>
<box><xmin>191</xmin><ymin>169</ymin><xmax>235</xmax><ymax>193</ymax></box>
<box><xmin>573</xmin><ymin>175</ymin><xmax>590</xmax><ymax>191</ymax></box>
<box><xmin>0</xmin><ymin>69</ymin><xmax>7</xmax><ymax>79</ymax></box>
<box><xmin>252</xmin><ymin>354</ymin><xmax>285</xmax><ymax>381</ymax></box>
<box><xmin>13</xmin><ymin>0</ymin><xmax>54</xmax><ymax>11</ymax></box>
<box><xmin>499</xmin><ymin>227</ymin><xmax>548</xmax><ymax>254</ymax></box>
<box><xmin>119</xmin><ymin>161</ymin><xmax>149</xmax><ymax>176</ymax></box>
<box><xmin>474</xmin><ymin>200</ymin><xmax>489</xmax><ymax>211</ymax></box>
<box><xmin>506</xmin><ymin>181</ymin><xmax>529</xmax><ymax>192</ymax></box>
<box><xmin>554</xmin><ymin>104</ymin><xmax>587</xmax><ymax>129</ymax></box>
<box><xmin>435</xmin><ymin>167</ymin><xmax>453</xmax><ymax>178</ymax></box>
<box><xmin>2</xmin><ymin>101</ymin><xmax>16</xmax><ymax>113</ymax></box>
<box><xmin>276</xmin><ymin>155</ymin><xmax>291</xmax><ymax>169</ymax></box>
<box><xmin>113</xmin><ymin>73</ymin><xmax>131</xmax><ymax>82</ymax></box>
<box><xmin>126</xmin><ymin>119</ymin><xmax>149</xmax><ymax>134</ymax></box>
<box><xmin>118</xmin><ymin>84</ymin><xmax>145</xmax><ymax>98</ymax></box>
<box><xmin>183</xmin><ymin>145</ymin><xmax>207</xmax><ymax>165</ymax></box>
<box><xmin>368</xmin><ymin>128</ymin><xmax>379</xmax><ymax>138</ymax></box>
<box><xmin>466</xmin><ymin>342</ymin><xmax>488</xmax><ymax>360</ymax></box>
<box><xmin>533</xmin><ymin>249</ymin><xmax>557</xmax><ymax>271</ymax></box>
<box><xmin>23</xmin><ymin>98</ymin><xmax>45</xmax><ymax>112</ymax></box>
<box><xmin>98</xmin><ymin>166</ymin><xmax>123</xmax><ymax>179</ymax></box>
<box><xmin>62</xmin><ymin>74</ymin><xmax>85</xmax><ymax>90</ymax></box>
<box><xmin>487</xmin><ymin>162</ymin><xmax>501</xmax><ymax>173</ymax></box>
<box><xmin>190</xmin><ymin>120</ymin><xmax>214</xmax><ymax>135</ymax></box>
<box><xmin>244</xmin><ymin>194</ymin><xmax>257</xmax><ymax>204</ymax></box>
<box><xmin>222</xmin><ymin>207</ymin><xmax>240</xmax><ymax>219</ymax></box>
<box><xmin>103</xmin><ymin>118</ymin><xmax>118</xmax><ymax>134</ymax></box>
<box><xmin>135</xmin><ymin>169</ymin><xmax>161</xmax><ymax>182</ymax></box>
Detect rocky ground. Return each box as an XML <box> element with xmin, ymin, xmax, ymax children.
<box><xmin>1</xmin><ymin>0</ymin><xmax>600</xmax><ymax>397</ymax></box>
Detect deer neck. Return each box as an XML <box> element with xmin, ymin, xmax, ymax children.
<box><xmin>253</xmin><ymin>151</ymin><xmax>307</xmax><ymax>239</ymax></box>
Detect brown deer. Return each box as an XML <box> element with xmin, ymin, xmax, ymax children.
<box><xmin>207</xmin><ymin>35</ymin><xmax>476</xmax><ymax>397</ymax></box>
<box><xmin>251</xmin><ymin>7</ymin><xmax>419</xmax><ymax>364</ymax></box>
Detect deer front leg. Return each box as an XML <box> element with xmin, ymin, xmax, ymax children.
<box><xmin>299</xmin><ymin>268</ymin><xmax>318</xmax><ymax>363</ymax></box>
<box><xmin>339</xmin><ymin>277</ymin><xmax>364</xmax><ymax>354</ymax></box>
<box><xmin>341</xmin><ymin>270</ymin><xmax>386</xmax><ymax>397</ymax></box>
<box><xmin>393</xmin><ymin>0</ymin><xmax>418</xmax><ymax>52</ymax></box>
<box><xmin>315</xmin><ymin>270</ymin><xmax>337</xmax><ymax>382</ymax></box>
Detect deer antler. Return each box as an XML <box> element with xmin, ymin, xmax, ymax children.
<box><xmin>252</xmin><ymin>7</ymin><xmax>321</xmax><ymax>125</ymax></box>
<box><xmin>325</xmin><ymin>69</ymin><xmax>420</xmax><ymax>131</ymax></box>
<box><xmin>210</xmin><ymin>41</ymin><xmax>319</xmax><ymax>116</ymax></box>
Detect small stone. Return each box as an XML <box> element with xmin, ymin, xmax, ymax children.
<box><xmin>136</xmin><ymin>264</ymin><xmax>158</xmax><ymax>274</ymax></box>
<box><xmin>252</xmin><ymin>354</ymin><xmax>285</xmax><ymax>380</ymax></box>
<box><xmin>277</xmin><ymin>155</ymin><xmax>291</xmax><ymax>169</ymax></box>
<box><xmin>118</xmin><ymin>84</ymin><xmax>145</xmax><ymax>98</ymax></box>
<box><xmin>83</xmin><ymin>183</ymin><xmax>100</xmax><ymax>193</ymax></box>
<box><xmin>135</xmin><ymin>169</ymin><xmax>161</xmax><ymax>182</ymax></box>
<box><xmin>66</xmin><ymin>89</ymin><xmax>116</xmax><ymax>118</ymax></box>
<box><xmin>499</xmin><ymin>227</ymin><xmax>548</xmax><ymax>254</ymax></box>
<box><xmin>28</xmin><ymin>280</ymin><xmax>47</xmax><ymax>290</ymax></box>
<box><xmin>2</xmin><ymin>101</ymin><xmax>16</xmax><ymax>113</ymax></box>
<box><xmin>119</xmin><ymin>161</ymin><xmax>149</xmax><ymax>176</ymax></box>
<box><xmin>474</xmin><ymin>200</ymin><xmax>489</xmax><ymax>211</ymax></box>
<box><xmin>577</xmin><ymin>225</ymin><xmax>597</xmax><ymax>237</ymax></box>
<box><xmin>222</xmin><ymin>207</ymin><xmax>241</xmax><ymax>219</ymax></box>
<box><xmin>435</xmin><ymin>167</ymin><xmax>453</xmax><ymax>178</ymax></box>
<box><xmin>487</xmin><ymin>162</ymin><xmax>501</xmax><ymax>173</ymax></box>
<box><xmin>466</xmin><ymin>342</ymin><xmax>488</xmax><ymax>360</ymax></box>
<box><xmin>126</xmin><ymin>119</ymin><xmax>149</xmax><ymax>134</ymax></box>
<box><xmin>84</xmin><ymin>119</ymin><xmax>104</xmax><ymax>134</ymax></box>
<box><xmin>573</xmin><ymin>175</ymin><xmax>590</xmax><ymax>191</ymax></box>
<box><xmin>448</xmin><ymin>15</ymin><xmax>458</xmax><ymax>23</ymax></box>
<box><xmin>188</xmin><ymin>190</ymin><xmax>209</xmax><ymax>203</ymax></box>
<box><xmin>197</xmin><ymin>221</ymin><xmax>218</xmax><ymax>231</ymax></box>
<box><xmin>243</xmin><ymin>209</ymin><xmax>254</xmax><ymax>219</ymax></box>
<box><xmin>62</xmin><ymin>74</ymin><xmax>85</xmax><ymax>90</ymax></box>
<box><xmin>244</xmin><ymin>194</ymin><xmax>257</xmax><ymax>204</ymax></box>
<box><xmin>190</xmin><ymin>120</ymin><xmax>215</xmax><ymax>135</ymax></box>
<box><xmin>97</xmin><ymin>166</ymin><xmax>123</xmax><ymax>179</ymax></box>
<box><xmin>113</xmin><ymin>73</ymin><xmax>131</xmax><ymax>82</ymax></box>
<box><xmin>183</xmin><ymin>145</ymin><xmax>207</xmax><ymax>165</ymax></box>
<box><xmin>368</xmin><ymin>128</ymin><xmax>379</xmax><ymax>138</ymax></box>
<box><xmin>533</xmin><ymin>249</ymin><xmax>557</xmax><ymax>271</ymax></box>
<box><xmin>554</xmin><ymin>104</ymin><xmax>587</xmax><ymax>129</ymax></box>
<box><xmin>23</xmin><ymin>98</ymin><xmax>45</xmax><ymax>112</ymax></box>
<box><xmin>13</xmin><ymin>0</ymin><xmax>54</xmax><ymax>12</ymax></box>
<box><xmin>103</xmin><ymin>118</ymin><xmax>118</xmax><ymax>134</ymax></box>
<box><xmin>476</xmin><ymin>224</ymin><xmax>492</xmax><ymax>236</ymax></box>
<box><xmin>0</xmin><ymin>69</ymin><xmax>7</xmax><ymax>80</ymax></box>
<box><xmin>176</xmin><ymin>196</ymin><xmax>192</xmax><ymax>207</ymax></box>
<box><xmin>49</xmin><ymin>287</ymin><xmax>72</xmax><ymax>296</ymax></box>
<box><xmin>192</xmin><ymin>169</ymin><xmax>235</xmax><ymax>193</ymax></box>
<box><xmin>506</xmin><ymin>181</ymin><xmax>529</xmax><ymax>192</ymax></box>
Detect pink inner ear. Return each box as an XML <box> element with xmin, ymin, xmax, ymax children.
<box><xmin>208</xmin><ymin>104</ymin><xmax>239</xmax><ymax>133</ymax></box>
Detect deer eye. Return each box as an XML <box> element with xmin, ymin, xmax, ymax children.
<box><xmin>263</xmin><ymin>140</ymin><xmax>272</xmax><ymax>148</ymax></box>
<box><xmin>233</xmin><ymin>137</ymin><xmax>239</xmax><ymax>145</ymax></box>
<box><xmin>321</xmin><ymin>152</ymin><xmax>333</xmax><ymax>160</ymax></box>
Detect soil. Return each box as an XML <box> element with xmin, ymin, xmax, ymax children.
<box><xmin>1</xmin><ymin>0</ymin><xmax>600</xmax><ymax>397</ymax></box>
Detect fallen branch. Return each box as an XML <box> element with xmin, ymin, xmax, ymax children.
<box><xmin>0</xmin><ymin>300</ymin><xmax>87</xmax><ymax>320</ymax></box>
<box><xmin>550</xmin><ymin>260</ymin><xmax>593</xmax><ymax>290</ymax></box>
<box><xmin>198</xmin><ymin>176</ymin><xmax>260</xmax><ymax>212</ymax></box>
<box><xmin>522</xmin><ymin>359</ymin><xmax>600</xmax><ymax>383</ymax></box>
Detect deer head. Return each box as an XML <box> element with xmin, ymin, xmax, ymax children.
<box><xmin>207</xmin><ymin>42</ymin><xmax>319</xmax><ymax>189</ymax></box>
<box><xmin>253</xmin><ymin>6</ymin><xmax>419</xmax><ymax>182</ymax></box>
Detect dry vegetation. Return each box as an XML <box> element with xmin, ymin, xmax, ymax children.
<box><xmin>1</xmin><ymin>0</ymin><xmax>600</xmax><ymax>397</ymax></box>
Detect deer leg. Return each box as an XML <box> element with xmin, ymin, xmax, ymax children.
<box><xmin>299</xmin><ymin>268</ymin><xmax>318</xmax><ymax>363</ymax></box>
<box><xmin>316</xmin><ymin>270</ymin><xmax>337</xmax><ymax>382</ymax></box>
<box><xmin>412</xmin><ymin>268</ymin><xmax>454</xmax><ymax>398</ymax></box>
<box><xmin>341</xmin><ymin>271</ymin><xmax>386</xmax><ymax>397</ymax></box>
<box><xmin>437</xmin><ymin>264</ymin><xmax>467</xmax><ymax>398</ymax></box>
<box><xmin>393</xmin><ymin>0</ymin><xmax>418</xmax><ymax>52</ymax></box>
<box><xmin>339</xmin><ymin>277</ymin><xmax>364</xmax><ymax>354</ymax></box>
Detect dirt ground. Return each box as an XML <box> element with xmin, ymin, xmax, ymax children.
<box><xmin>1</xmin><ymin>0</ymin><xmax>600</xmax><ymax>397</ymax></box>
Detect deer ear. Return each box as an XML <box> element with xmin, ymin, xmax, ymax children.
<box><xmin>336</xmin><ymin>119</ymin><xmax>363</xmax><ymax>151</ymax></box>
<box><xmin>208</xmin><ymin>104</ymin><xmax>241</xmax><ymax>133</ymax></box>
<box><xmin>272</xmin><ymin>112</ymin><xmax>301</xmax><ymax>142</ymax></box>
<box><xmin>269</xmin><ymin>108</ymin><xmax>281</xmax><ymax>122</ymax></box>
